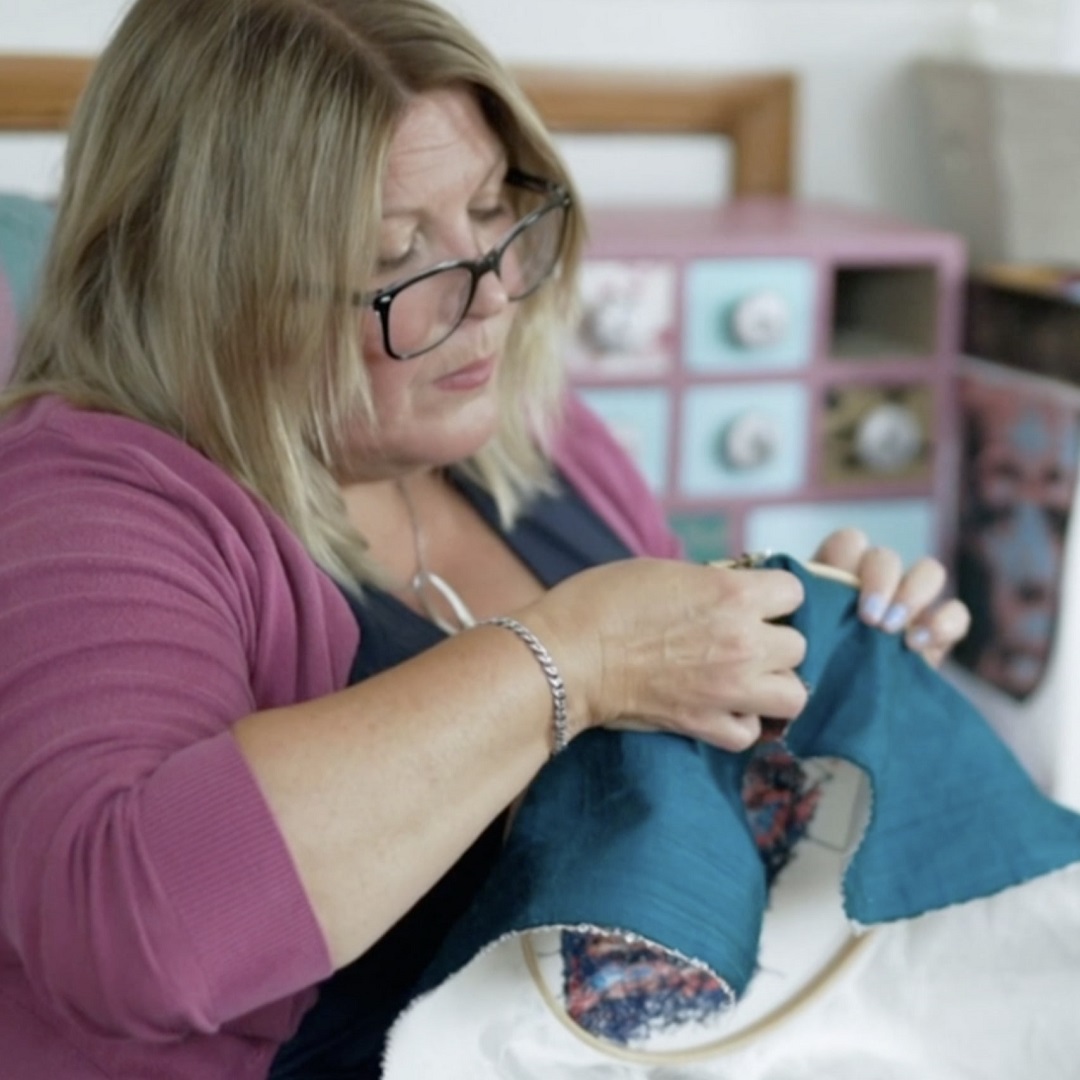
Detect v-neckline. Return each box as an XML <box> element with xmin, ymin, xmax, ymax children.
<box><xmin>339</xmin><ymin>467</ymin><xmax>637</xmax><ymax>684</ymax></box>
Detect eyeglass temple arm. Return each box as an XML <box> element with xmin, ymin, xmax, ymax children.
<box><xmin>505</xmin><ymin>167</ymin><xmax>564</xmax><ymax>197</ymax></box>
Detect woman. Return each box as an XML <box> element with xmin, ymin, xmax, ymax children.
<box><xmin>0</xmin><ymin>0</ymin><xmax>969</xmax><ymax>1076</ymax></box>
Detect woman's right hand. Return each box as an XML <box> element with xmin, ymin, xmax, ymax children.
<box><xmin>520</xmin><ymin>558</ymin><xmax>808</xmax><ymax>752</ymax></box>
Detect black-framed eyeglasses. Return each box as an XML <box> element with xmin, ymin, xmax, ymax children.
<box><xmin>356</xmin><ymin>169</ymin><xmax>572</xmax><ymax>360</ymax></box>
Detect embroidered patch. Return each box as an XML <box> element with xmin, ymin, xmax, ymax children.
<box><xmin>560</xmin><ymin>931</ymin><xmax>733</xmax><ymax>1044</ymax></box>
<box><xmin>743</xmin><ymin>743</ymin><xmax>824</xmax><ymax>885</ymax></box>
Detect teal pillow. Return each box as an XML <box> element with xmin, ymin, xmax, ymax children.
<box><xmin>0</xmin><ymin>193</ymin><xmax>55</xmax><ymax>385</ymax></box>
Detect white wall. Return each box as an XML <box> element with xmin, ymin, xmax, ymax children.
<box><xmin>442</xmin><ymin>0</ymin><xmax>973</xmax><ymax>222</ymax></box>
<box><xmin>0</xmin><ymin>0</ymin><xmax>1069</xmax><ymax>225</ymax></box>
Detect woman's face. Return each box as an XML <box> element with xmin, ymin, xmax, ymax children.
<box><xmin>344</xmin><ymin>88</ymin><xmax>520</xmax><ymax>480</ymax></box>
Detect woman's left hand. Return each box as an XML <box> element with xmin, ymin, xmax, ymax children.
<box><xmin>812</xmin><ymin>527</ymin><xmax>971</xmax><ymax>668</ymax></box>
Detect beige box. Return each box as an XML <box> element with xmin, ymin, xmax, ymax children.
<box><xmin>918</xmin><ymin>59</ymin><xmax>1080</xmax><ymax>268</ymax></box>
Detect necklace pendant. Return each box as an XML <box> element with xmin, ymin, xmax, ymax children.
<box><xmin>411</xmin><ymin>568</ymin><xmax>477</xmax><ymax>635</ymax></box>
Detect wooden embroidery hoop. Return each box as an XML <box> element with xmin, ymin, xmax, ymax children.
<box><xmin>520</xmin><ymin>929</ymin><xmax>870</xmax><ymax>1065</ymax></box>
<box><xmin>520</xmin><ymin>555</ymin><xmax>873</xmax><ymax>1066</ymax></box>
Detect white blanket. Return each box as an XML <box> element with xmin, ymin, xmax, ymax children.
<box><xmin>383</xmin><ymin>862</ymin><xmax>1080</xmax><ymax>1079</ymax></box>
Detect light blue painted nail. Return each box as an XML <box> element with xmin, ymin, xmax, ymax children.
<box><xmin>909</xmin><ymin>627</ymin><xmax>932</xmax><ymax>649</ymax></box>
<box><xmin>860</xmin><ymin>593</ymin><xmax>888</xmax><ymax>624</ymax></box>
<box><xmin>882</xmin><ymin>603</ymin><xmax>909</xmax><ymax>633</ymax></box>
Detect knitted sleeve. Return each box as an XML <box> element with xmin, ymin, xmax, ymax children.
<box><xmin>0</xmin><ymin>401</ymin><xmax>354</xmax><ymax>1040</ymax></box>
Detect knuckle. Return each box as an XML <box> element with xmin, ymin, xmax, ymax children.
<box><xmin>723</xmin><ymin>623</ymin><xmax>759</xmax><ymax>663</ymax></box>
<box><xmin>720</xmin><ymin>568</ymin><xmax>757</xmax><ymax>605</ymax></box>
<box><xmin>815</xmin><ymin>530</ymin><xmax>866</xmax><ymax>571</ymax></box>
<box><xmin>778</xmin><ymin>679</ymin><xmax>809</xmax><ymax>719</ymax></box>
<box><xmin>787</xmin><ymin>627</ymin><xmax>809</xmax><ymax>665</ymax></box>
<box><xmin>871</xmin><ymin>545</ymin><xmax>903</xmax><ymax>573</ymax></box>
<box><xmin>909</xmin><ymin>557</ymin><xmax>947</xmax><ymax>596</ymax></box>
<box><xmin>725</xmin><ymin>720</ymin><xmax>762</xmax><ymax>752</ymax></box>
<box><xmin>782</xmin><ymin>571</ymin><xmax>806</xmax><ymax>610</ymax></box>
<box><xmin>921</xmin><ymin>556</ymin><xmax>947</xmax><ymax>582</ymax></box>
<box><xmin>832</xmin><ymin>526</ymin><xmax>869</xmax><ymax>552</ymax></box>
<box><xmin>941</xmin><ymin>599</ymin><xmax>972</xmax><ymax>637</ymax></box>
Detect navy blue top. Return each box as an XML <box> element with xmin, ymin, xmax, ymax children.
<box><xmin>268</xmin><ymin>473</ymin><xmax>633</xmax><ymax>1079</ymax></box>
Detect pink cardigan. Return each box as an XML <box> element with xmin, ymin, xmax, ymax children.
<box><xmin>0</xmin><ymin>394</ymin><xmax>678</xmax><ymax>1079</ymax></box>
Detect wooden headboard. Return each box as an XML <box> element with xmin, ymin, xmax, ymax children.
<box><xmin>0</xmin><ymin>54</ymin><xmax>796</xmax><ymax>196</ymax></box>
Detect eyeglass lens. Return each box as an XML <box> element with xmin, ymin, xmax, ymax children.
<box><xmin>385</xmin><ymin>199</ymin><xmax>566</xmax><ymax>359</ymax></box>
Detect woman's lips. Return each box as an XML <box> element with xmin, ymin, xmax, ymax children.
<box><xmin>435</xmin><ymin>357</ymin><xmax>495</xmax><ymax>391</ymax></box>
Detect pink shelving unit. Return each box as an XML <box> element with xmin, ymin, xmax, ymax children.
<box><xmin>566</xmin><ymin>197</ymin><xmax>967</xmax><ymax>565</ymax></box>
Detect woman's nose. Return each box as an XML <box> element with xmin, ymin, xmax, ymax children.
<box><xmin>465</xmin><ymin>260</ymin><xmax>511</xmax><ymax>320</ymax></box>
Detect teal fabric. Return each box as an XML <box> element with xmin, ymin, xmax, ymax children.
<box><xmin>0</xmin><ymin>193</ymin><xmax>55</xmax><ymax>317</ymax></box>
<box><xmin>781</xmin><ymin>555</ymin><xmax>1080</xmax><ymax>924</ymax></box>
<box><xmin>419</xmin><ymin>729</ymin><xmax>764</xmax><ymax>998</ymax></box>
<box><xmin>0</xmin><ymin>193</ymin><xmax>55</xmax><ymax>384</ymax></box>
<box><xmin>417</xmin><ymin>554</ymin><xmax>1080</xmax><ymax>999</ymax></box>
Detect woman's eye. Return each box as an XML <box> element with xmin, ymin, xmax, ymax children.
<box><xmin>376</xmin><ymin>249</ymin><xmax>414</xmax><ymax>275</ymax></box>
<box><xmin>472</xmin><ymin>203</ymin><xmax>514</xmax><ymax>226</ymax></box>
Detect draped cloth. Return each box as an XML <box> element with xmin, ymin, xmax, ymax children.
<box><xmin>403</xmin><ymin>554</ymin><xmax>1080</xmax><ymax>1019</ymax></box>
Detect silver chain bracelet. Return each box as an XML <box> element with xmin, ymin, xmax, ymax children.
<box><xmin>479</xmin><ymin>616</ymin><xmax>569</xmax><ymax>756</ymax></box>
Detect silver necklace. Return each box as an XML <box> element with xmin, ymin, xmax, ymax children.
<box><xmin>395</xmin><ymin>477</ymin><xmax>477</xmax><ymax>635</ymax></box>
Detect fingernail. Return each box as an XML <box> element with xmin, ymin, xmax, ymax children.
<box><xmin>860</xmin><ymin>593</ymin><xmax>887</xmax><ymax>624</ymax></box>
<box><xmin>908</xmin><ymin>627</ymin><xmax>932</xmax><ymax>649</ymax></box>
<box><xmin>882</xmin><ymin>603</ymin><xmax>909</xmax><ymax>633</ymax></box>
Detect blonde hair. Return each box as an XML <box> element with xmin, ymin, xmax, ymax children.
<box><xmin>4</xmin><ymin>0</ymin><xmax>585</xmax><ymax>586</ymax></box>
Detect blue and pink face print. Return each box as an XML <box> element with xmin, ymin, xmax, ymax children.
<box><xmin>954</xmin><ymin>373</ymin><xmax>1080</xmax><ymax>699</ymax></box>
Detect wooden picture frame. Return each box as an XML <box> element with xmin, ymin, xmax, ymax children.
<box><xmin>0</xmin><ymin>54</ymin><xmax>796</xmax><ymax>197</ymax></box>
<box><xmin>515</xmin><ymin>68</ymin><xmax>795</xmax><ymax>197</ymax></box>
